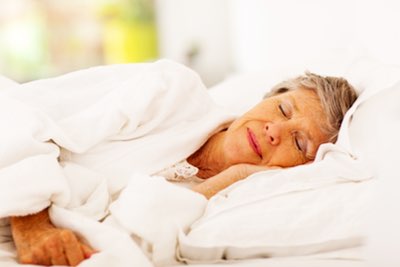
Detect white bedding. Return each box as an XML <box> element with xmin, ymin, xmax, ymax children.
<box><xmin>0</xmin><ymin>60</ymin><xmax>232</xmax><ymax>266</ymax></box>
<box><xmin>0</xmin><ymin>58</ymin><xmax>398</xmax><ymax>267</ymax></box>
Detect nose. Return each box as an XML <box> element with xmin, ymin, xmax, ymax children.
<box><xmin>265</xmin><ymin>122</ymin><xmax>281</xmax><ymax>146</ymax></box>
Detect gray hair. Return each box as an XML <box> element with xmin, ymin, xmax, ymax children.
<box><xmin>265</xmin><ymin>71</ymin><xmax>358</xmax><ymax>143</ymax></box>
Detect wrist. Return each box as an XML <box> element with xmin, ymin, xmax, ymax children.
<box><xmin>10</xmin><ymin>208</ymin><xmax>54</xmax><ymax>239</ymax></box>
<box><xmin>226</xmin><ymin>164</ymin><xmax>251</xmax><ymax>181</ymax></box>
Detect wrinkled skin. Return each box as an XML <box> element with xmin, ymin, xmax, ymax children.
<box><xmin>11</xmin><ymin>209</ymin><xmax>94</xmax><ymax>266</ymax></box>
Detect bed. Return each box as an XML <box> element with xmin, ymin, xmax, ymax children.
<box><xmin>0</xmin><ymin>56</ymin><xmax>399</xmax><ymax>267</ymax></box>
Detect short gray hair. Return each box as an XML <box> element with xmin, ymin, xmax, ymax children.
<box><xmin>265</xmin><ymin>71</ymin><xmax>358</xmax><ymax>143</ymax></box>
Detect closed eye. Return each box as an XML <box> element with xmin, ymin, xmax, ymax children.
<box><xmin>294</xmin><ymin>137</ymin><xmax>302</xmax><ymax>151</ymax></box>
<box><xmin>293</xmin><ymin>133</ymin><xmax>308</xmax><ymax>156</ymax></box>
<box><xmin>279</xmin><ymin>104</ymin><xmax>288</xmax><ymax>117</ymax></box>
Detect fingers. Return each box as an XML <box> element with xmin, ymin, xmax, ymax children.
<box><xmin>81</xmin><ymin>243</ymin><xmax>96</xmax><ymax>259</ymax></box>
<box><xmin>18</xmin><ymin>238</ymin><xmax>52</xmax><ymax>266</ymax></box>
<box><xmin>16</xmin><ymin>227</ymin><xmax>95</xmax><ymax>266</ymax></box>
<box><xmin>32</xmin><ymin>246</ymin><xmax>51</xmax><ymax>266</ymax></box>
<box><xmin>46</xmin><ymin>230</ymin><xmax>95</xmax><ymax>266</ymax></box>
<box><xmin>47</xmin><ymin>236</ymin><xmax>68</xmax><ymax>266</ymax></box>
<box><xmin>19</xmin><ymin>252</ymin><xmax>35</xmax><ymax>265</ymax></box>
<box><xmin>60</xmin><ymin>230</ymin><xmax>85</xmax><ymax>266</ymax></box>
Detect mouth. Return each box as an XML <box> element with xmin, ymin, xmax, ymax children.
<box><xmin>246</xmin><ymin>127</ymin><xmax>263</xmax><ymax>159</ymax></box>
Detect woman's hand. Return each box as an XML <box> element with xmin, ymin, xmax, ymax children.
<box><xmin>192</xmin><ymin>164</ymin><xmax>278</xmax><ymax>199</ymax></box>
<box><xmin>10</xmin><ymin>208</ymin><xmax>95</xmax><ymax>266</ymax></box>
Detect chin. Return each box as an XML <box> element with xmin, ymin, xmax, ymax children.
<box><xmin>223</xmin><ymin>136</ymin><xmax>256</xmax><ymax>164</ymax></box>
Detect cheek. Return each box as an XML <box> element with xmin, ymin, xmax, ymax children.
<box><xmin>222</xmin><ymin>130</ymin><xmax>261</xmax><ymax>165</ymax></box>
<box><xmin>228</xmin><ymin>101</ymin><xmax>278</xmax><ymax>131</ymax></box>
<box><xmin>228</xmin><ymin>114</ymin><xmax>253</xmax><ymax>132</ymax></box>
<box><xmin>266</xmin><ymin>146</ymin><xmax>305</xmax><ymax>167</ymax></box>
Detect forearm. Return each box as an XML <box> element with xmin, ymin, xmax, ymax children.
<box><xmin>10</xmin><ymin>208</ymin><xmax>52</xmax><ymax>231</ymax></box>
<box><xmin>193</xmin><ymin>164</ymin><xmax>277</xmax><ymax>199</ymax></box>
<box><xmin>10</xmin><ymin>208</ymin><xmax>53</xmax><ymax>254</ymax></box>
<box><xmin>192</xmin><ymin>165</ymin><xmax>247</xmax><ymax>199</ymax></box>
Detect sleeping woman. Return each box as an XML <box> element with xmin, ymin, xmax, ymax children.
<box><xmin>8</xmin><ymin>61</ymin><xmax>357</xmax><ymax>266</ymax></box>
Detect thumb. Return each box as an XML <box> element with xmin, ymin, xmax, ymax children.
<box><xmin>81</xmin><ymin>243</ymin><xmax>96</xmax><ymax>259</ymax></box>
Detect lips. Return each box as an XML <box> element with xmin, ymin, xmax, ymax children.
<box><xmin>247</xmin><ymin>127</ymin><xmax>262</xmax><ymax>158</ymax></box>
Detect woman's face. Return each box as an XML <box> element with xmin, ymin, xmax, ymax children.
<box><xmin>222</xmin><ymin>88</ymin><xmax>329</xmax><ymax>168</ymax></box>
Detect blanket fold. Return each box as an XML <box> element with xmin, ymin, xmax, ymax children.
<box><xmin>0</xmin><ymin>60</ymin><xmax>233</xmax><ymax>266</ymax></box>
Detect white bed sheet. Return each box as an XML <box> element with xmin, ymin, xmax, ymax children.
<box><xmin>171</xmin><ymin>259</ymin><xmax>364</xmax><ymax>267</ymax></box>
<box><xmin>169</xmin><ymin>247</ymin><xmax>365</xmax><ymax>267</ymax></box>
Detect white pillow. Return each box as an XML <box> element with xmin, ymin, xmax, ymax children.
<box><xmin>208</xmin><ymin>73</ymin><xmax>277</xmax><ymax>115</ymax></box>
<box><xmin>336</xmin><ymin>56</ymin><xmax>400</xmax><ymax>153</ymax></box>
<box><xmin>347</xmin><ymin>81</ymin><xmax>400</xmax><ymax>174</ymax></box>
<box><xmin>178</xmin><ymin>58</ymin><xmax>400</xmax><ymax>262</ymax></box>
<box><xmin>178</xmin><ymin>156</ymin><xmax>373</xmax><ymax>262</ymax></box>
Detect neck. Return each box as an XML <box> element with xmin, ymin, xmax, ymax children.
<box><xmin>187</xmin><ymin>131</ymin><xmax>228</xmax><ymax>178</ymax></box>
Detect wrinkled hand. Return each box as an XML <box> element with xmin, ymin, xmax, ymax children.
<box><xmin>11</xmin><ymin>209</ymin><xmax>95</xmax><ymax>266</ymax></box>
<box><xmin>18</xmin><ymin>228</ymin><xmax>94</xmax><ymax>266</ymax></box>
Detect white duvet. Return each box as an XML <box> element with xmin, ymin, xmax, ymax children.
<box><xmin>0</xmin><ymin>58</ymin><xmax>385</xmax><ymax>267</ymax></box>
<box><xmin>0</xmin><ymin>60</ymin><xmax>232</xmax><ymax>266</ymax></box>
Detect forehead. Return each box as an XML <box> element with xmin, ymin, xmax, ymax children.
<box><xmin>276</xmin><ymin>88</ymin><xmax>323</xmax><ymax>114</ymax></box>
<box><xmin>254</xmin><ymin>88</ymin><xmax>323</xmax><ymax>116</ymax></box>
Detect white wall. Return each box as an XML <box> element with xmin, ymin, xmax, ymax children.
<box><xmin>230</xmin><ymin>0</ymin><xmax>359</xmax><ymax>75</ymax></box>
<box><xmin>155</xmin><ymin>0</ymin><xmax>232</xmax><ymax>86</ymax></box>
<box><xmin>354</xmin><ymin>0</ymin><xmax>400</xmax><ymax>65</ymax></box>
<box><xmin>230</xmin><ymin>0</ymin><xmax>400</xmax><ymax>75</ymax></box>
<box><xmin>155</xmin><ymin>0</ymin><xmax>400</xmax><ymax>84</ymax></box>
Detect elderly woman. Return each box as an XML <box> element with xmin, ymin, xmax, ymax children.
<box><xmin>7</xmin><ymin>61</ymin><xmax>357</xmax><ymax>266</ymax></box>
<box><xmin>191</xmin><ymin>72</ymin><xmax>357</xmax><ymax>198</ymax></box>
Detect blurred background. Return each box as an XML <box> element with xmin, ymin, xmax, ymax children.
<box><xmin>0</xmin><ymin>0</ymin><xmax>159</xmax><ymax>83</ymax></box>
<box><xmin>1</xmin><ymin>0</ymin><xmax>400</xmax><ymax>86</ymax></box>
<box><xmin>0</xmin><ymin>0</ymin><xmax>231</xmax><ymax>85</ymax></box>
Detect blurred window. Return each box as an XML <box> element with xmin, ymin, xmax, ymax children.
<box><xmin>0</xmin><ymin>0</ymin><xmax>158</xmax><ymax>82</ymax></box>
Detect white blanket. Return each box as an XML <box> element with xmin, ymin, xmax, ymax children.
<box><xmin>0</xmin><ymin>60</ymin><xmax>233</xmax><ymax>266</ymax></box>
<box><xmin>0</xmin><ymin>58</ymin><xmax>381</xmax><ymax>267</ymax></box>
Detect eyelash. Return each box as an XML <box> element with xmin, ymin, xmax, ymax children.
<box><xmin>294</xmin><ymin>135</ymin><xmax>302</xmax><ymax>152</ymax></box>
<box><xmin>278</xmin><ymin>104</ymin><xmax>287</xmax><ymax>117</ymax></box>
<box><xmin>279</xmin><ymin>103</ymin><xmax>303</xmax><ymax>153</ymax></box>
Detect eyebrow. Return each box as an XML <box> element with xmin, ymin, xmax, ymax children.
<box><xmin>286</xmin><ymin>94</ymin><xmax>299</xmax><ymax>113</ymax></box>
